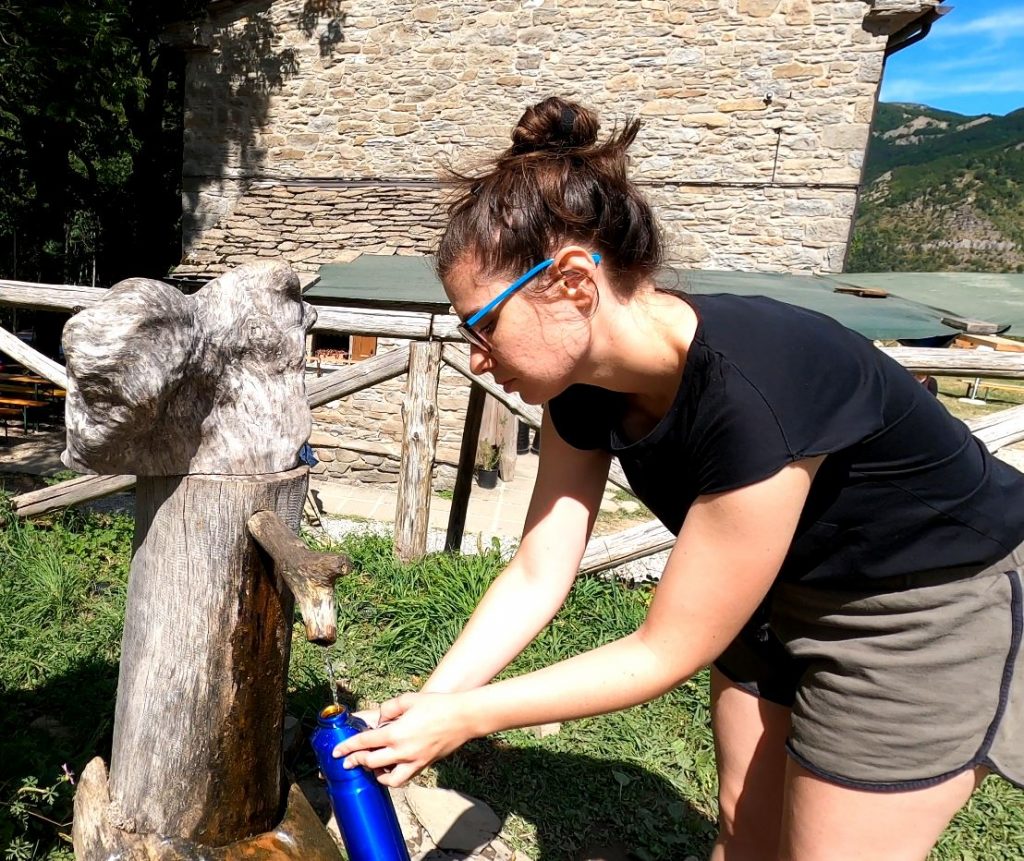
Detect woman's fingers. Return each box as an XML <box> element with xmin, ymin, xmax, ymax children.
<box><xmin>343</xmin><ymin>746</ymin><xmax>400</xmax><ymax>772</ymax></box>
<box><xmin>333</xmin><ymin>726</ymin><xmax>390</xmax><ymax>758</ymax></box>
<box><xmin>351</xmin><ymin>708</ymin><xmax>382</xmax><ymax>729</ymax></box>
<box><xmin>379</xmin><ymin>693</ymin><xmax>415</xmax><ymax>722</ymax></box>
<box><xmin>377</xmin><ymin>762</ymin><xmax>419</xmax><ymax>788</ymax></box>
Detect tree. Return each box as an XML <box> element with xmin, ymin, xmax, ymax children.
<box><xmin>0</xmin><ymin>1</ymin><xmax>207</xmax><ymax>286</ymax></box>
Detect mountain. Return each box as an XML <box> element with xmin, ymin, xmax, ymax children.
<box><xmin>846</xmin><ymin>102</ymin><xmax>1024</xmax><ymax>272</ymax></box>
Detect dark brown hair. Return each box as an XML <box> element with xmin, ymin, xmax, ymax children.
<box><xmin>435</xmin><ymin>96</ymin><xmax>663</xmax><ymax>295</ymax></box>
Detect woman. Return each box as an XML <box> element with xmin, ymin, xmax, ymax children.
<box><xmin>335</xmin><ymin>97</ymin><xmax>1024</xmax><ymax>860</ymax></box>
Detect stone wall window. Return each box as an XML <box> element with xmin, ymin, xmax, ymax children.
<box><xmin>309</xmin><ymin>332</ymin><xmax>378</xmax><ymax>363</ymax></box>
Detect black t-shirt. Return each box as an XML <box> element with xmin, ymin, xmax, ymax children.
<box><xmin>548</xmin><ymin>293</ymin><xmax>1024</xmax><ymax>586</ymax></box>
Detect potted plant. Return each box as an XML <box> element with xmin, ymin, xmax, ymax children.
<box><xmin>476</xmin><ymin>442</ymin><xmax>501</xmax><ymax>489</ymax></box>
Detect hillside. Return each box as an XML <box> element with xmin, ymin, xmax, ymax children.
<box><xmin>846</xmin><ymin>102</ymin><xmax>1024</xmax><ymax>272</ymax></box>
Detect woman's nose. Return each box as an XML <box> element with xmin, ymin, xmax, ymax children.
<box><xmin>468</xmin><ymin>344</ymin><xmax>492</xmax><ymax>376</ymax></box>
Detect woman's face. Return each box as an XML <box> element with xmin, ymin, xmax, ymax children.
<box><xmin>444</xmin><ymin>249</ymin><xmax>597</xmax><ymax>405</ymax></box>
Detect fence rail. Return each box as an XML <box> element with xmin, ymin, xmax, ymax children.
<box><xmin>2</xmin><ymin>279</ymin><xmax>1023</xmax><ymax>574</ymax></box>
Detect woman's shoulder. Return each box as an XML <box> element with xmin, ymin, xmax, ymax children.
<box><xmin>685</xmin><ymin>292</ymin><xmax>880</xmax><ymax>381</ymax></box>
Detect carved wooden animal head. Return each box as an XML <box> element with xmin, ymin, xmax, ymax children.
<box><xmin>62</xmin><ymin>261</ymin><xmax>316</xmax><ymax>476</ymax></box>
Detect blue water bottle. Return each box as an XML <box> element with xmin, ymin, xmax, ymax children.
<box><xmin>310</xmin><ymin>704</ymin><xmax>411</xmax><ymax>861</ymax></box>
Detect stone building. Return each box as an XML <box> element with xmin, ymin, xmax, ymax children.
<box><xmin>167</xmin><ymin>0</ymin><xmax>942</xmax><ymax>487</ymax></box>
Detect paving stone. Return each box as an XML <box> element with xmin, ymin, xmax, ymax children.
<box><xmin>525</xmin><ymin>721</ymin><xmax>561</xmax><ymax>739</ymax></box>
<box><xmin>406</xmin><ymin>784</ymin><xmax>502</xmax><ymax>854</ymax></box>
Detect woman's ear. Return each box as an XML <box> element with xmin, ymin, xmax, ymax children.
<box><xmin>562</xmin><ymin>271</ymin><xmax>599</xmax><ymax>319</ymax></box>
<box><xmin>552</xmin><ymin>245</ymin><xmax>599</xmax><ymax>281</ymax></box>
<box><xmin>551</xmin><ymin>249</ymin><xmax>600</xmax><ymax>319</ymax></box>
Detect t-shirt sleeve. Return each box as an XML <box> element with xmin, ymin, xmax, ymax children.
<box><xmin>547</xmin><ymin>384</ymin><xmax>615</xmax><ymax>451</ymax></box>
<box><xmin>688</xmin><ymin>296</ymin><xmax>889</xmax><ymax>495</ymax></box>
<box><xmin>690</xmin><ymin>364</ymin><xmax>797</xmax><ymax>494</ymax></box>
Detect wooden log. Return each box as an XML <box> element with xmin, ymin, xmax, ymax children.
<box><xmin>430</xmin><ymin>313</ymin><xmax>463</xmax><ymax>342</ymax></box>
<box><xmin>248</xmin><ymin>510</ymin><xmax>352</xmax><ymax>645</ymax></box>
<box><xmin>73</xmin><ymin>759</ymin><xmax>340</xmax><ymax>860</ymax></box>
<box><xmin>331</xmin><ymin>438</ymin><xmax>403</xmax><ymax>461</ymax></box>
<box><xmin>60</xmin><ymin>261</ymin><xmax>342</xmax><ymax>857</ymax></box>
<box><xmin>311</xmin><ymin>305</ymin><xmax>433</xmax><ymax>339</ymax></box>
<box><xmin>107</xmin><ymin>468</ymin><xmax>307</xmax><ymax>844</ymax></box>
<box><xmin>0</xmin><ymin>278</ymin><xmax>105</xmax><ymax>312</ymax></box>
<box><xmin>882</xmin><ymin>347</ymin><xmax>1024</xmax><ymax>379</ymax></box>
<box><xmin>579</xmin><ymin>519</ymin><xmax>676</xmax><ymax>577</ymax></box>
<box><xmin>968</xmin><ymin>403</ymin><xmax>1024</xmax><ymax>452</ymax></box>
<box><xmin>446</xmin><ymin>382</ymin><xmax>487</xmax><ymax>553</ymax></box>
<box><xmin>9</xmin><ymin>473</ymin><xmax>136</xmax><ymax>519</ymax></box>
<box><xmin>0</xmin><ymin>324</ymin><xmax>69</xmax><ymax>388</ymax></box>
<box><xmin>306</xmin><ymin>345</ymin><xmax>410</xmax><ymax>408</ymax></box>
<box><xmin>394</xmin><ymin>341</ymin><xmax>442</xmax><ymax>562</ymax></box>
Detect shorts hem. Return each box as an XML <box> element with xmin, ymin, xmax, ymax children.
<box><xmin>712</xmin><ymin>661</ymin><xmax>793</xmax><ymax>708</ymax></box>
<box><xmin>785</xmin><ymin>741</ymin><xmax>981</xmax><ymax>793</ymax></box>
<box><xmin>978</xmin><ymin>757</ymin><xmax>1024</xmax><ymax>792</ymax></box>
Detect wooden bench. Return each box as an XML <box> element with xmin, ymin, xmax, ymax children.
<box><xmin>0</xmin><ymin>406</ymin><xmax>21</xmax><ymax>437</ymax></box>
<box><xmin>0</xmin><ymin>396</ymin><xmax>50</xmax><ymax>432</ymax></box>
<box><xmin>978</xmin><ymin>381</ymin><xmax>1024</xmax><ymax>402</ymax></box>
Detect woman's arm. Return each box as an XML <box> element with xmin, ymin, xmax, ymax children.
<box><xmin>420</xmin><ymin>409</ymin><xmax>611</xmax><ymax>694</ymax></box>
<box><xmin>337</xmin><ymin>456</ymin><xmax>822</xmax><ymax>784</ymax></box>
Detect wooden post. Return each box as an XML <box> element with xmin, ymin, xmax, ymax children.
<box><xmin>395</xmin><ymin>340</ymin><xmax>442</xmax><ymax>562</ymax></box>
<box><xmin>479</xmin><ymin>395</ymin><xmax>517</xmax><ymax>481</ymax></box>
<box><xmin>63</xmin><ymin>262</ymin><xmax>341</xmax><ymax>860</ymax></box>
<box><xmin>108</xmin><ymin>470</ymin><xmax>307</xmax><ymax>841</ymax></box>
<box><xmin>445</xmin><ymin>381</ymin><xmax>486</xmax><ymax>552</ymax></box>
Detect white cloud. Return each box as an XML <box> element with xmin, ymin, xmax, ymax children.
<box><xmin>882</xmin><ymin>68</ymin><xmax>1024</xmax><ymax>103</ymax></box>
<box><xmin>933</xmin><ymin>8</ymin><xmax>1024</xmax><ymax>41</ymax></box>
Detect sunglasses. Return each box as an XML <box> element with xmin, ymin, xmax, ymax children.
<box><xmin>456</xmin><ymin>253</ymin><xmax>602</xmax><ymax>351</ymax></box>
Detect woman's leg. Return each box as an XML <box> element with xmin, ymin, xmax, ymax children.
<box><xmin>710</xmin><ymin>668</ymin><xmax>793</xmax><ymax>861</ymax></box>
<box><xmin>778</xmin><ymin>760</ymin><xmax>988</xmax><ymax>861</ymax></box>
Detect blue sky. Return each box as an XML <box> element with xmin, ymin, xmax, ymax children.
<box><xmin>879</xmin><ymin>1</ymin><xmax>1024</xmax><ymax>116</ymax></box>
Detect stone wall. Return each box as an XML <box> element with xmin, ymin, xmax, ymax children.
<box><xmin>169</xmin><ymin>0</ymin><xmax>940</xmax><ymax>485</ymax></box>
<box><xmin>174</xmin><ymin>0</ymin><xmax>940</xmax><ymax>275</ymax></box>
<box><xmin>181</xmin><ymin>182</ymin><xmax>445</xmax><ymax>275</ymax></box>
<box><xmin>306</xmin><ymin>352</ymin><xmax>472</xmax><ymax>491</ymax></box>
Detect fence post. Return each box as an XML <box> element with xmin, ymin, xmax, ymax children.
<box><xmin>395</xmin><ymin>339</ymin><xmax>442</xmax><ymax>562</ymax></box>
<box><xmin>445</xmin><ymin>381</ymin><xmax>486</xmax><ymax>552</ymax></box>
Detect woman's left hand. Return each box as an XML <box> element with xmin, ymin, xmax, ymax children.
<box><xmin>332</xmin><ymin>691</ymin><xmax>475</xmax><ymax>787</ymax></box>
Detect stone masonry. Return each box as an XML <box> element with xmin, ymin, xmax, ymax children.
<box><xmin>168</xmin><ymin>0</ymin><xmax>941</xmax><ymax>485</ymax></box>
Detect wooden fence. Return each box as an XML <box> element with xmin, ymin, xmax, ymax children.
<box><xmin>3</xmin><ymin>276</ymin><xmax>1024</xmax><ymax>573</ymax></box>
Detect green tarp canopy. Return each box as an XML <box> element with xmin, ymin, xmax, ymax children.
<box><xmin>307</xmin><ymin>255</ymin><xmax>1011</xmax><ymax>342</ymax></box>
<box><xmin>831</xmin><ymin>272</ymin><xmax>1024</xmax><ymax>335</ymax></box>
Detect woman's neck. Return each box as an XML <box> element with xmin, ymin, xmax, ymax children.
<box><xmin>576</xmin><ymin>285</ymin><xmax>697</xmax><ymax>415</ymax></box>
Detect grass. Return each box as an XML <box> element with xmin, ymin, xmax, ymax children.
<box><xmin>1</xmin><ymin>500</ymin><xmax>1023</xmax><ymax>859</ymax></box>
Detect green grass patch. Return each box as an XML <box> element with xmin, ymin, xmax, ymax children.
<box><xmin>2</xmin><ymin>507</ymin><xmax>1023</xmax><ymax>859</ymax></box>
<box><xmin>0</xmin><ymin>501</ymin><xmax>131</xmax><ymax>859</ymax></box>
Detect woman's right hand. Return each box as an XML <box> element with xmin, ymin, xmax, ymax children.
<box><xmin>352</xmin><ymin>707</ymin><xmax>382</xmax><ymax>730</ymax></box>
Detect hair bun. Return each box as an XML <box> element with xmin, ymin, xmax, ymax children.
<box><xmin>510</xmin><ymin>97</ymin><xmax>599</xmax><ymax>155</ymax></box>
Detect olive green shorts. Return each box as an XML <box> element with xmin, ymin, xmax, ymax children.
<box><xmin>714</xmin><ymin>543</ymin><xmax>1024</xmax><ymax>791</ymax></box>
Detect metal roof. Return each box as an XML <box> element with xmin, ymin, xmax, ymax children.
<box><xmin>832</xmin><ymin>272</ymin><xmax>1024</xmax><ymax>335</ymax></box>
<box><xmin>306</xmin><ymin>255</ymin><xmax>1010</xmax><ymax>343</ymax></box>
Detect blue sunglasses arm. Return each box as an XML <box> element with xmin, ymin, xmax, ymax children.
<box><xmin>465</xmin><ymin>252</ymin><xmax>602</xmax><ymax>327</ymax></box>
